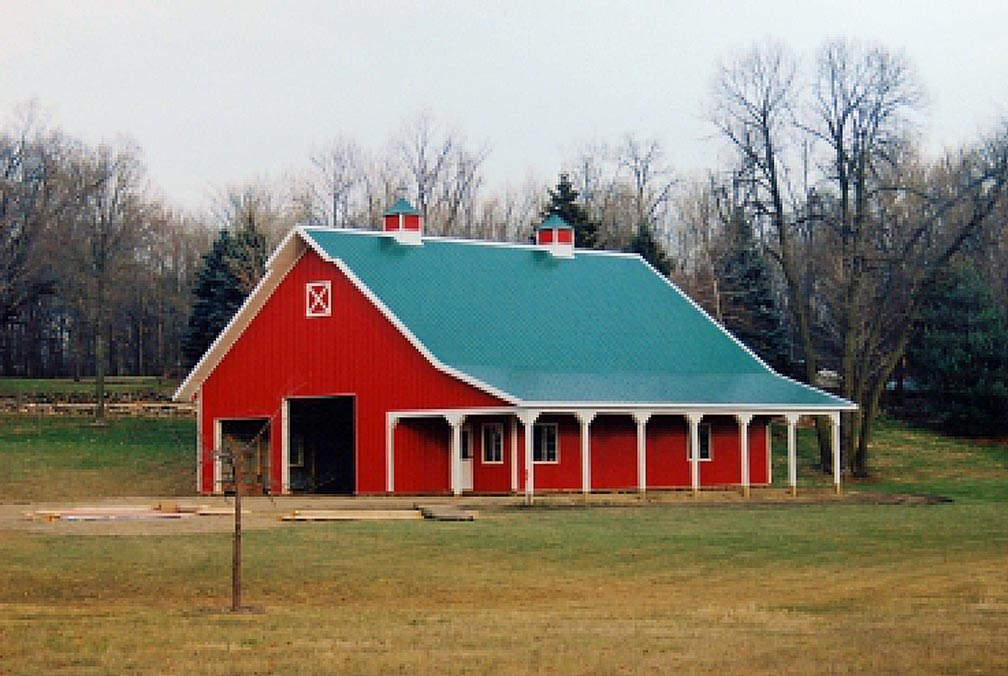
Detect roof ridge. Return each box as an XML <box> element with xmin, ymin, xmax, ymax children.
<box><xmin>295</xmin><ymin>224</ymin><xmax>645</xmax><ymax>259</ymax></box>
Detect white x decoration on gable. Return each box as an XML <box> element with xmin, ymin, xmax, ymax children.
<box><xmin>305</xmin><ymin>280</ymin><xmax>332</xmax><ymax>318</ymax></box>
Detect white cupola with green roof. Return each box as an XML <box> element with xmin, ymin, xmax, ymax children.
<box><xmin>383</xmin><ymin>198</ymin><xmax>422</xmax><ymax>246</ymax></box>
<box><xmin>535</xmin><ymin>214</ymin><xmax>575</xmax><ymax>258</ymax></box>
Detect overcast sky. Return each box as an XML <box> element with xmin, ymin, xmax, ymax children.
<box><xmin>3</xmin><ymin>0</ymin><xmax>1007</xmax><ymax>212</ymax></box>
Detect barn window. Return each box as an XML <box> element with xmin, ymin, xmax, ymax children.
<box><xmin>482</xmin><ymin>423</ymin><xmax>503</xmax><ymax>464</ymax></box>
<box><xmin>305</xmin><ymin>280</ymin><xmax>332</xmax><ymax>317</ymax></box>
<box><xmin>533</xmin><ymin>423</ymin><xmax>558</xmax><ymax>463</ymax></box>
<box><xmin>688</xmin><ymin>423</ymin><xmax>712</xmax><ymax>461</ymax></box>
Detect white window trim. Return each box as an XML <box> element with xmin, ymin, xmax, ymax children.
<box><xmin>533</xmin><ymin>422</ymin><xmax>560</xmax><ymax>464</ymax></box>
<box><xmin>305</xmin><ymin>280</ymin><xmax>332</xmax><ymax>318</ymax></box>
<box><xmin>688</xmin><ymin>422</ymin><xmax>713</xmax><ymax>462</ymax></box>
<box><xmin>481</xmin><ymin>423</ymin><xmax>504</xmax><ymax>464</ymax></box>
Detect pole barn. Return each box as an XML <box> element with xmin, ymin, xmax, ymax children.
<box><xmin>176</xmin><ymin>200</ymin><xmax>854</xmax><ymax>498</ymax></box>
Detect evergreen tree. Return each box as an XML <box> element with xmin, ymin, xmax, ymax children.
<box><xmin>541</xmin><ymin>173</ymin><xmax>598</xmax><ymax>248</ymax></box>
<box><xmin>715</xmin><ymin>213</ymin><xmax>790</xmax><ymax>372</ymax></box>
<box><xmin>906</xmin><ymin>265</ymin><xmax>1008</xmax><ymax>435</ymax></box>
<box><xmin>627</xmin><ymin>222</ymin><xmax>673</xmax><ymax>276</ymax></box>
<box><xmin>182</xmin><ymin>215</ymin><xmax>268</xmax><ymax>367</ymax></box>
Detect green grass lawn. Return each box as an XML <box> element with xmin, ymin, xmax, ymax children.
<box><xmin>0</xmin><ymin>376</ymin><xmax>178</xmax><ymax>398</ymax></box>
<box><xmin>0</xmin><ymin>414</ymin><xmax>1006</xmax><ymax>673</ymax></box>
<box><xmin>0</xmin><ymin>414</ymin><xmax>194</xmax><ymax>500</ymax></box>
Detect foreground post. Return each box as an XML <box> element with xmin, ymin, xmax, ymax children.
<box><xmin>232</xmin><ymin>450</ymin><xmax>242</xmax><ymax>611</ymax></box>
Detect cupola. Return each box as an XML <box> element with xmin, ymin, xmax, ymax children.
<box><xmin>535</xmin><ymin>214</ymin><xmax>575</xmax><ymax>258</ymax></box>
<box><xmin>383</xmin><ymin>198</ymin><xmax>422</xmax><ymax>246</ymax></box>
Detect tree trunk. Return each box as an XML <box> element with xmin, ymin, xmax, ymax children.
<box><xmin>94</xmin><ymin>329</ymin><xmax>105</xmax><ymax>422</ymax></box>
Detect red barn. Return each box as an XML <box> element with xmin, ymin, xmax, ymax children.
<box><xmin>175</xmin><ymin>201</ymin><xmax>854</xmax><ymax>497</ymax></box>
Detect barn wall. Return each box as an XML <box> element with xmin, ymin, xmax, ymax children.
<box><xmin>199</xmin><ymin>247</ymin><xmax>505</xmax><ymax>494</ymax></box>
<box><xmin>591</xmin><ymin>415</ymin><xmax>637</xmax><ymax>490</ymax></box>
<box><xmin>646</xmin><ymin>415</ymin><xmax>690</xmax><ymax>488</ymax></box>
<box><xmin>531</xmin><ymin>414</ymin><xmax>582</xmax><ymax>490</ymax></box>
<box><xmin>393</xmin><ymin>418</ymin><xmax>451</xmax><ymax>494</ymax></box>
<box><xmin>470</xmin><ymin>415</ymin><xmax>513</xmax><ymax>494</ymax></box>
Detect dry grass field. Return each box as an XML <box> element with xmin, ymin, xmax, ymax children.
<box><xmin>0</xmin><ymin>414</ymin><xmax>1006</xmax><ymax>674</ymax></box>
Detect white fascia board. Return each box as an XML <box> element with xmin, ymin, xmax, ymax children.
<box><xmin>518</xmin><ymin>401</ymin><xmax>859</xmax><ymax>414</ymax></box>
<box><xmin>297</xmin><ymin>229</ymin><xmax>520</xmax><ymax>406</ymax></box>
<box><xmin>173</xmin><ymin>228</ymin><xmax>306</xmax><ymax>402</ymax></box>
<box><xmin>387</xmin><ymin>402</ymin><xmax>856</xmax><ymax>419</ymax></box>
<box><xmin>388</xmin><ymin>406</ymin><xmax>520</xmax><ymax>419</ymax></box>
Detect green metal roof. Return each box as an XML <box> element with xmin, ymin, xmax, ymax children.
<box><xmin>302</xmin><ymin>228</ymin><xmax>851</xmax><ymax>408</ymax></box>
<box><xmin>384</xmin><ymin>198</ymin><xmax>419</xmax><ymax>216</ymax></box>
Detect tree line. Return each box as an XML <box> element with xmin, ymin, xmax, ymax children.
<box><xmin>3</xmin><ymin>38</ymin><xmax>1007</xmax><ymax>470</ymax></box>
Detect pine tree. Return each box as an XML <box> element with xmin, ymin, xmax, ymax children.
<box><xmin>907</xmin><ymin>265</ymin><xmax>1008</xmax><ymax>434</ymax></box>
<box><xmin>182</xmin><ymin>215</ymin><xmax>268</xmax><ymax>367</ymax></box>
<box><xmin>541</xmin><ymin>173</ymin><xmax>599</xmax><ymax>248</ymax></box>
<box><xmin>628</xmin><ymin>222</ymin><xmax>673</xmax><ymax>276</ymax></box>
<box><xmin>715</xmin><ymin>212</ymin><xmax>790</xmax><ymax>372</ymax></box>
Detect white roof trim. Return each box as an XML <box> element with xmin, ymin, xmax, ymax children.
<box><xmin>174</xmin><ymin>227</ymin><xmax>306</xmax><ymax>402</ymax></box>
<box><xmin>518</xmin><ymin>401</ymin><xmax>858</xmax><ymax>413</ymax></box>
<box><xmin>297</xmin><ymin>224</ymin><xmax>645</xmax><ymax>259</ymax></box>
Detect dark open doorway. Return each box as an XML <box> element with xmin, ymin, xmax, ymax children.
<box><xmin>288</xmin><ymin>397</ymin><xmax>355</xmax><ymax>494</ymax></box>
<box><xmin>220</xmin><ymin>418</ymin><xmax>271</xmax><ymax>495</ymax></box>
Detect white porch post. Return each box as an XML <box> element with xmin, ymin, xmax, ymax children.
<box><xmin>687</xmin><ymin>412</ymin><xmax>702</xmax><ymax>497</ymax></box>
<box><xmin>785</xmin><ymin>413</ymin><xmax>799</xmax><ymax>497</ymax></box>
<box><xmin>445</xmin><ymin>412</ymin><xmax>466</xmax><ymax>497</ymax></box>
<box><xmin>385</xmin><ymin>413</ymin><xmax>398</xmax><ymax>493</ymax></box>
<box><xmin>518</xmin><ymin>409</ymin><xmax>539</xmax><ymax>503</ymax></box>
<box><xmin>831</xmin><ymin>411</ymin><xmax>842</xmax><ymax>494</ymax></box>
<box><xmin>634</xmin><ymin>411</ymin><xmax>651</xmax><ymax>494</ymax></box>
<box><xmin>281</xmin><ymin>399</ymin><xmax>290</xmax><ymax>495</ymax></box>
<box><xmin>737</xmin><ymin>412</ymin><xmax>753</xmax><ymax>498</ymax></box>
<box><xmin>576</xmin><ymin>411</ymin><xmax>596</xmax><ymax>495</ymax></box>
<box><xmin>510</xmin><ymin>417</ymin><xmax>518</xmax><ymax>493</ymax></box>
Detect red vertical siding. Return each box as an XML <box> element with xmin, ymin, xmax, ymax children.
<box><xmin>530</xmin><ymin>414</ymin><xmax>581</xmax><ymax>491</ymax></box>
<box><xmin>393</xmin><ymin>418</ymin><xmax>451</xmax><ymax>493</ymax></box>
<box><xmin>590</xmin><ymin>415</ymin><xmax>637</xmax><ymax>490</ymax></box>
<box><xmin>645</xmin><ymin>415</ymin><xmax>690</xmax><ymax>488</ymax></box>
<box><xmin>470</xmin><ymin>415</ymin><xmax>513</xmax><ymax>493</ymax></box>
<box><xmin>199</xmin><ymin>247</ymin><xmax>505</xmax><ymax>494</ymax></box>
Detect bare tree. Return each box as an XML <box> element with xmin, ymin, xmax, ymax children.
<box><xmin>310</xmin><ymin>137</ymin><xmax>366</xmax><ymax>227</ymax></box>
<box><xmin>710</xmin><ymin>41</ymin><xmax>839</xmax><ymax>466</ymax></box>
<box><xmin>808</xmin><ymin>40</ymin><xmax>925</xmax><ymax>473</ymax></box>
<box><xmin>395</xmin><ymin>113</ymin><xmax>455</xmax><ymax>232</ymax></box>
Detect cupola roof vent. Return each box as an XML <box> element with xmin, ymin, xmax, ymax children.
<box><xmin>535</xmin><ymin>214</ymin><xmax>575</xmax><ymax>258</ymax></box>
<box><xmin>383</xmin><ymin>198</ymin><xmax>422</xmax><ymax>246</ymax></box>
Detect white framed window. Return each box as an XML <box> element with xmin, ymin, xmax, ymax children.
<box><xmin>482</xmin><ymin>423</ymin><xmax>504</xmax><ymax>464</ymax></box>
<box><xmin>688</xmin><ymin>423</ymin><xmax>712</xmax><ymax>461</ymax></box>
<box><xmin>533</xmin><ymin>423</ymin><xmax>559</xmax><ymax>463</ymax></box>
<box><xmin>305</xmin><ymin>280</ymin><xmax>332</xmax><ymax>317</ymax></box>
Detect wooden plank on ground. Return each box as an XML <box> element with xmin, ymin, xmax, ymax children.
<box><xmin>281</xmin><ymin>509</ymin><xmax>422</xmax><ymax>521</ymax></box>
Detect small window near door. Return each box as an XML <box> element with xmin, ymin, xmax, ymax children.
<box><xmin>482</xmin><ymin>423</ymin><xmax>503</xmax><ymax>464</ymax></box>
<box><xmin>533</xmin><ymin>423</ymin><xmax>559</xmax><ymax>463</ymax></box>
<box><xmin>688</xmin><ymin>423</ymin><xmax>712</xmax><ymax>461</ymax></box>
<box><xmin>460</xmin><ymin>427</ymin><xmax>472</xmax><ymax>460</ymax></box>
